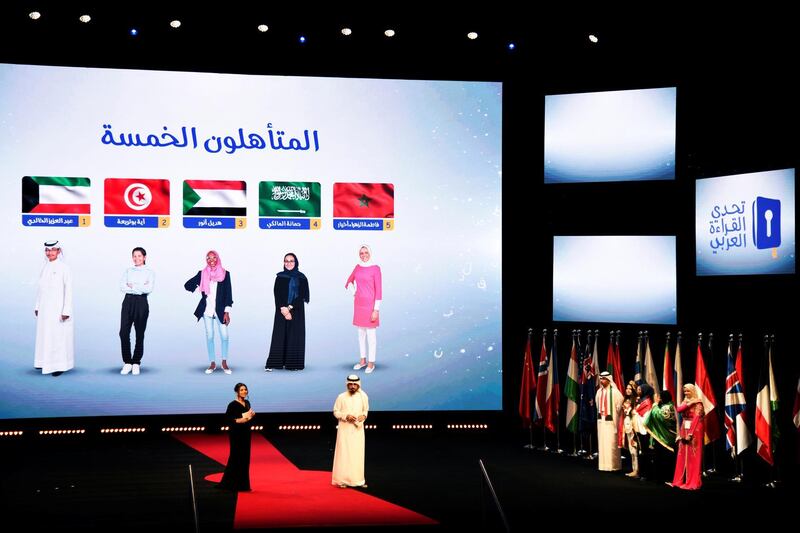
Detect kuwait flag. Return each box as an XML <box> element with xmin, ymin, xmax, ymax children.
<box><xmin>183</xmin><ymin>180</ymin><xmax>246</xmax><ymax>216</ymax></box>
<box><xmin>259</xmin><ymin>181</ymin><xmax>320</xmax><ymax>217</ymax></box>
<box><xmin>105</xmin><ymin>178</ymin><xmax>170</xmax><ymax>215</ymax></box>
<box><xmin>333</xmin><ymin>183</ymin><xmax>394</xmax><ymax>218</ymax></box>
<box><xmin>22</xmin><ymin>176</ymin><xmax>90</xmax><ymax>214</ymax></box>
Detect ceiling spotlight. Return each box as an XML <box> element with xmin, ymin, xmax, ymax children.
<box><xmin>507</xmin><ymin>42</ymin><xmax>516</xmax><ymax>50</ymax></box>
<box><xmin>79</xmin><ymin>14</ymin><xmax>91</xmax><ymax>23</ymax></box>
<box><xmin>384</xmin><ymin>29</ymin><xmax>396</xmax><ymax>38</ymax></box>
<box><xmin>130</xmin><ymin>28</ymin><xmax>138</xmax><ymax>36</ymax></box>
<box><xmin>170</xmin><ymin>20</ymin><xmax>181</xmax><ymax>29</ymax></box>
<box><xmin>257</xmin><ymin>24</ymin><xmax>269</xmax><ymax>33</ymax></box>
<box><xmin>467</xmin><ymin>31</ymin><xmax>478</xmax><ymax>40</ymax></box>
<box><xmin>341</xmin><ymin>27</ymin><xmax>352</xmax><ymax>36</ymax></box>
<box><xmin>299</xmin><ymin>35</ymin><xmax>306</xmax><ymax>43</ymax></box>
<box><xmin>29</xmin><ymin>11</ymin><xmax>41</xmax><ymax>20</ymax></box>
<box><xmin>589</xmin><ymin>34</ymin><xmax>599</xmax><ymax>43</ymax></box>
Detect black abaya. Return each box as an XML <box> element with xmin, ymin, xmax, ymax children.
<box><xmin>265</xmin><ymin>275</ymin><xmax>309</xmax><ymax>370</ymax></box>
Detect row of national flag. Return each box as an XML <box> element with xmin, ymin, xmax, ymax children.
<box><xmin>519</xmin><ymin>331</ymin><xmax>560</xmax><ymax>432</ymax></box>
<box><xmin>22</xmin><ymin>176</ymin><xmax>394</xmax><ymax>218</ymax></box>
<box><xmin>520</xmin><ymin>330</ymin><xmax>796</xmax><ymax>467</ymax></box>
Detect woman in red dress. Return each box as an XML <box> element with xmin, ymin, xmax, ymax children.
<box><xmin>670</xmin><ymin>383</ymin><xmax>705</xmax><ymax>489</ymax></box>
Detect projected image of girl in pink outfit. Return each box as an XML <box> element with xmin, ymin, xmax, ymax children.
<box><xmin>345</xmin><ymin>245</ymin><xmax>382</xmax><ymax>374</ymax></box>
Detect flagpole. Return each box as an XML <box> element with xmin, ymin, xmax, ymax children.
<box><xmin>729</xmin><ymin>333</ymin><xmax>743</xmax><ymax>482</ymax></box>
<box><xmin>707</xmin><ymin>332</ymin><xmax>717</xmax><ymax>475</ymax></box>
<box><xmin>665</xmin><ymin>330</ymin><xmax>672</xmax><ymax>393</ymax></box>
<box><xmin>768</xmin><ymin>334</ymin><xmax>780</xmax><ymax>488</ymax></box>
<box><xmin>569</xmin><ymin>329</ymin><xmax>579</xmax><ymax>457</ymax></box>
<box><xmin>736</xmin><ymin>333</ymin><xmax>744</xmax><ymax>482</ymax></box>
<box><xmin>698</xmin><ymin>332</ymin><xmax>707</xmax><ymax>478</ymax></box>
<box><xmin>577</xmin><ymin>329</ymin><xmax>590</xmax><ymax>457</ymax></box>
<box><xmin>616</xmin><ymin>329</ymin><xmax>625</xmax><ymax>462</ymax></box>
<box><xmin>592</xmin><ymin>329</ymin><xmax>600</xmax><ymax>459</ymax></box>
<box><xmin>763</xmin><ymin>333</ymin><xmax>775</xmax><ymax>488</ymax></box>
<box><xmin>539</xmin><ymin>328</ymin><xmax>549</xmax><ymax>452</ymax></box>
<box><xmin>675</xmin><ymin>330</ymin><xmax>682</xmax><ymax>435</ymax></box>
<box><xmin>553</xmin><ymin>328</ymin><xmax>564</xmax><ymax>454</ymax></box>
<box><xmin>524</xmin><ymin>328</ymin><xmax>535</xmax><ymax>450</ymax></box>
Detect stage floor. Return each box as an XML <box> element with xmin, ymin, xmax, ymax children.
<box><xmin>1</xmin><ymin>428</ymin><xmax>796</xmax><ymax>530</ymax></box>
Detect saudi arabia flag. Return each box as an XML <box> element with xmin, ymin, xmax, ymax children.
<box><xmin>259</xmin><ymin>181</ymin><xmax>320</xmax><ymax>217</ymax></box>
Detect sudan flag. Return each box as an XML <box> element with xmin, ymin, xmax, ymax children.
<box><xmin>22</xmin><ymin>176</ymin><xmax>90</xmax><ymax>214</ymax></box>
<box><xmin>333</xmin><ymin>182</ymin><xmax>394</xmax><ymax>218</ymax></box>
<box><xmin>105</xmin><ymin>178</ymin><xmax>170</xmax><ymax>215</ymax></box>
<box><xmin>183</xmin><ymin>180</ymin><xmax>246</xmax><ymax>216</ymax></box>
<box><xmin>259</xmin><ymin>181</ymin><xmax>320</xmax><ymax>217</ymax></box>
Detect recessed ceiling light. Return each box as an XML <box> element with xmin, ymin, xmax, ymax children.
<box><xmin>341</xmin><ymin>27</ymin><xmax>352</xmax><ymax>36</ymax></box>
<box><xmin>79</xmin><ymin>14</ymin><xmax>91</xmax><ymax>23</ymax></box>
<box><xmin>467</xmin><ymin>32</ymin><xmax>478</xmax><ymax>40</ymax></box>
<box><xmin>170</xmin><ymin>20</ymin><xmax>181</xmax><ymax>29</ymax></box>
<box><xmin>29</xmin><ymin>11</ymin><xmax>41</xmax><ymax>20</ymax></box>
<box><xmin>257</xmin><ymin>24</ymin><xmax>269</xmax><ymax>33</ymax></box>
<box><xmin>589</xmin><ymin>34</ymin><xmax>599</xmax><ymax>43</ymax></box>
<box><xmin>384</xmin><ymin>29</ymin><xmax>396</xmax><ymax>38</ymax></box>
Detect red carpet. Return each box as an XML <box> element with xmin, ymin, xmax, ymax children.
<box><xmin>175</xmin><ymin>433</ymin><xmax>438</xmax><ymax>529</ymax></box>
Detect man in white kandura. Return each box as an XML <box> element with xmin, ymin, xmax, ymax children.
<box><xmin>595</xmin><ymin>370</ymin><xmax>623</xmax><ymax>471</ymax></box>
<box><xmin>332</xmin><ymin>374</ymin><xmax>369</xmax><ymax>488</ymax></box>
<box><xmin>34</xmin><ymin>240</ymin><xmax>74</xmax><ymax>376</ymax></box>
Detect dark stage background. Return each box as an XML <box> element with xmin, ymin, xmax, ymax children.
<box><xmin>0</xmin><ymin>1</ymin><xmax>797</xmax><ymax>482</ymax></box>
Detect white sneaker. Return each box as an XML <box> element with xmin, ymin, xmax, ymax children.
<box><xmin>132</xmin><ymin>364</ymin><xmax>140</xmax><ymax>375</ymax></box>
<box><xmin>121</xmin><ymin>364</ymin><xmax>132</xmax><ymax>375</ymax></box>
<box><xmin>365</xmin><ymin>365</ymin><xmax>375</xmax><ymax>374</ymax></box>
<box><xmin>353</xmin><ymin>362</ymin><xmax>367</xmax><ymax>370</ymax></box>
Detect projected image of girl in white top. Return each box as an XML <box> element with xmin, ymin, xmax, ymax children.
<box><xmin>119</xmin><ymin>247</ymin><xmax>154</xmax><ymax>376</ymax></box>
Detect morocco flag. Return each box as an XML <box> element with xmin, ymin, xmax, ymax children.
<box><xmin>104</xmin><ymin>178</ymin><xmax>170</xmax><ymax>215</ymax></box>
<box><xmin>22</xmin><ymin>176</ymin><xmax>90</xmax><ymax>214</ymax></box>
<box><xmin>333</xmin><ymin>183</ymin><xmax>394</xmax><ymax>218</ymax></box>
<box><xmin>183</xmin><ymin>180</ymin><xmax>246</xmax><ymax>216</ymax></box>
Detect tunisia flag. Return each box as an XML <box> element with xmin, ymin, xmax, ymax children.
<box><xmin>104</xmin><ymin>178</ymin><xmax>170</xmax><ymax>215</ymax></box>
<box><xmin>333</xmin><ymin>182</ymin><xmax>394</xmax><ymax>218</ymax></box>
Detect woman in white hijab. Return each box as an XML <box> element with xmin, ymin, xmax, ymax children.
<box><xmin>344</xmin><ymin>245</ymin><xmax>382</xmax><ymax>374</ymax></box>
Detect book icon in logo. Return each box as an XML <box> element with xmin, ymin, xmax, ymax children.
<box><xmin>752</xmin><ymin>196</ymin><xmax>781</xmax><ymax>249</ymax></box>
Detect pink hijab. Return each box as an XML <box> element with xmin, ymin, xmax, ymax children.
<box><xmin>200</xmin><ymin>250</ymin><xmax>226</xmax><ymax>295</ymax></box>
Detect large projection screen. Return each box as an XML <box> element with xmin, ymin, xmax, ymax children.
<box><xmin>544</xmin><ymin>87</ymin><xmax>676</xmax><ymax>184</ymax></box>
<box><xmin>553</xmin><ymin>235</ymin><xmax>677</xmax><ymax>325</ymax></box>
<box><xmin>0</xmin><ymin>63</ymin><xmax>503</xmax><ymax>418</ymax></box>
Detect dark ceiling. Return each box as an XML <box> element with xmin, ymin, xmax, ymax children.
<box><xmin>1</xmin><ymin>3</ymin><xmax>796</xmax><ymax>84</ymax></box>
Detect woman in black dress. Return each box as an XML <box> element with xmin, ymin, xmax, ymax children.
<box><xmin>265</xmin><ymin>253</ymin><xmax>310</xmax><ymax>371</ymax></box>
<box><xmin>218</xmin><ymin>382</ymin><xmax>255</xmax><ymax>491</ymax></box>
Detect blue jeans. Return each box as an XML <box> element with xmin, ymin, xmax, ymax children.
<box><xmin>203</xmin><ymin>315</ymin><xmax>229</xmax><ymax>362</ymax></box>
